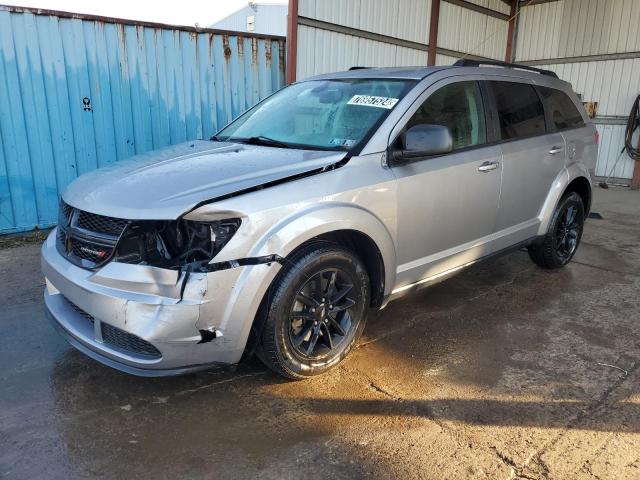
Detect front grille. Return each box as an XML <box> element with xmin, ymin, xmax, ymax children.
<box><xmin>60</xmin><ymin>201</ymin><xmax>74</xmax><ymax>223</ymax></box>
<box><xmin>77</xmin><ymin>210</ymin><xmax>128</xmax><ymax>237</ymax></box>
<box><xmin>101</xmin><ymin>323</ymin><xmax>162</xmax><ymax>359</ymax></box>
<box><xmin>56</xmin><ymin>201</ymin><xmax>129</xmax><ymax>269</ymax></box>
<box><xmin>70</xmin><ymin>237</ymin><xmax>113</xmax><ymax>263</ymax></box>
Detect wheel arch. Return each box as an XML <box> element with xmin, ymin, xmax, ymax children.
<box><xmin>537</xmin><ymin>166</ymin><xmax>592</xmax><ymax>236</ymax></box>
<box><xmin>284</xmin><ymin>229</ymin><xmax>386</xmax><ymax>308</ymax></box>
<box><xmin>565</xmin><ymin>176</ymin><xmax>592</xmax><ymax>216</ymax></box>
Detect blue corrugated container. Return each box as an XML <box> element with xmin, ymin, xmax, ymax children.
<box><xmin>0</xmin><ymin>5</ymin><xmax>286</xmax><ymax>234</ymax></box>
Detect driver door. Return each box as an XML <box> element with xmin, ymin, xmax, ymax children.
<box><xmin>390</xmin><ymin>79</ymin><xmax>503</xmax><ymax>289</ymax></box>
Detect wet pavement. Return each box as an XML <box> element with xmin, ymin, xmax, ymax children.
<box><xmin>1</xmin><ymin>186</ymin><xmax>640</xmax><ymax>479</ymax></box>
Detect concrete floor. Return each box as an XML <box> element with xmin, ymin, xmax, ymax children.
<box><xmin>1</xmin><ymin>186</ymin><xmax>639</xmax><ymax>480</ymax></box>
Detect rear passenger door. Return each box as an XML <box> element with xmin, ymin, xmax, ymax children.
<box><xmin>537</xmin><ymin>85</ymin><xmax>593</xmax><ymax>177</ymax></box>
<box><xmin>487</xmin><ymin>80</ymin><xmax>566</xmax><ymax>241</ymax></box>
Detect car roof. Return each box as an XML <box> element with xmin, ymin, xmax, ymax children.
<box><xmin>304</xmin><ymin>65</ymin><xmax>571</xmax><ymax>90</ymax></box>
<box><xmin>306</xmin><ymin>66</ymin><xmax>449</xmax><ymax>81</ymax></box>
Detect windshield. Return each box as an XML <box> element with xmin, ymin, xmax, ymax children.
<box><xmin>215</xmin><ymin>78</ymin><xmax>416</xmax><ymax>151</ymax></box>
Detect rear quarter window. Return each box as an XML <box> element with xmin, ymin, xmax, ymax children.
<box><xmin>490</xmin><ymin>81</ymin><xmax>546</xmax><ymax>140</ymax></box>
<box><xmin>537</xmin><ymin>86</ymin><xmax>585</xmax><ymax>130</ymax></box>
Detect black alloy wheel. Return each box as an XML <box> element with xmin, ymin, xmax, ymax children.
<box><xmin>256</xmin><ymin>245</ymin><xmax>370</xmax><ymax>379</ymax></box>
<box><xmin>528</xmin><ymin>191</ymin><xmax>585</xmax><ymax>269</ymax></box>
<box><xmin>289</xmin><ymin>268</ymin><xmax>356</xmax><ymax>358</ymax></box>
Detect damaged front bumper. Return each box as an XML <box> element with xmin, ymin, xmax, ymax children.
<box><xmin>41</xmin><ymin>229</ymin><xmax>280</xmax><ymax>376</ymax></box>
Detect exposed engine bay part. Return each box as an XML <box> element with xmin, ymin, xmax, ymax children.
<box><xmin>113</xmin><ymin>218</ymin><xmax>241</xmax><ymax>272</ymax></box>
<box><xmin>206</xmin><ymin>254</ymin><xmax>284</xmax><ymax>272</ymax></box>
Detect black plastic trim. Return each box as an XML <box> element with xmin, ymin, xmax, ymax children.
<box><xmin>453</xmin><ymin>59</ymin><xmax>559</xmax><ymax>78</ymax></box>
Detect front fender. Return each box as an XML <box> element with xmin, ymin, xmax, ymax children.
<box><xmin>537</xmin><ymin>163</ymin><xmax>592</xmax><ymax>236</ymax></box>
<box><xmin>248</xmin><ymin>202</ymin><xmax>397</xmax><ymax>298</ymax></box>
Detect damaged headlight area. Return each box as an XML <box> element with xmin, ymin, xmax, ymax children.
<box><xmin>113</xmin><ymin>218</ymin><xmax>241</xmax><ymax>272</ymax></box>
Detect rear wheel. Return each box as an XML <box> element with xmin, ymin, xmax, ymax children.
<box><xmin>257</xmin><ymin>245</ymin><xmax>369</xmax><ymax>379</ymax></box>
<box><xmin>528</xmin><ymin>191</ymin><xmax>584</xmax><ymax>269</ymax></box>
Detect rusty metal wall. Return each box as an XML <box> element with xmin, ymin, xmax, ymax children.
<box><xmin>516</xmin><ymin>0</ymin><xmax>640</xmax><ymax>181</ymax></box>
<box><xmin>0</xmin><ymin>6</ymin><xmax>285</xmax><ymax>234</ymax></box>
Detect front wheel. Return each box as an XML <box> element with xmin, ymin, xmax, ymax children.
<box><xmin>256</xmin><ymin>245</ymin><xmax>370</xmax><ymax>379</ymax></box>
<box><xmin>528</xmin><ymin>191</ymin><xmax>585</xmax><ymax>269</ymax></box>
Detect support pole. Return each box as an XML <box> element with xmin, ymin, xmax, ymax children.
<box><xmin>286</xmin><ymin>0</ymin><xmax>299</xmax><ymax>84</ymax></box>
<box><xmin>427</xmin><ymin>0</ymin><xmax>441</xmax><ymax>66</ymax></box>
<box><xmin>505</xmin><ymin>0</ymin><xmax>518</xmax><ymax>62</ymax></box>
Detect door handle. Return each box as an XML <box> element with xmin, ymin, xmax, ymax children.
<box><xmin>549</xmin><ymin>146</ymin><xmax>564</xmax><ymax>154</ymax></box>
<box><xmin>478</xmin><ymin>161</ymin><xmax>499</xmax><ymax>172</ymax></box>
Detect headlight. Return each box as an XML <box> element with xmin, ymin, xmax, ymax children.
<box><xmin>113</xmin><ymin>218</ymin><xmax>241</xmax><ymax>271</ymax></box>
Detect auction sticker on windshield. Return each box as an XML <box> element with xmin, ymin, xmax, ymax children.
<box><xmin>347</xmin><ymin>95</ymin><xmax>399</xmax><ymax>109</ymax></box>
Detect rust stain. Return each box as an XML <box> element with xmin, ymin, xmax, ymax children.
<box><xmin>117</xmin><ymin>23</ymin><xmax>127</xmax><ymax>50</ymax></box>
<box><xmin>278</xmin><ymin>40</ymin><xmax>285</xmax><ymax>73</ymax></box>
<box><xmin>265</xmin><ymin>42</ymin><xmax>272</xmax><ymax>66</ymax></box>
<box><xmin>251</xmin><ymin>38</ymin><xmax>258</xmax><ymax>65</ymax></box>
<box><xmin>222</xmin><ymin>35</ymin><xmax>231</xmax><ymax>60</ymax></box>
<box><xmin>237</xmin><ymin>36</ymin><xmax>243</xmax><ymax>56</ymax></box>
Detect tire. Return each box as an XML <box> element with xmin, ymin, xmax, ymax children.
<box><xmin>256</xmin><ymin>244</ymin><xmax>370</xmax><ymax>380</ymax></box>
<box><xmin>528</xmin><ymin>191</ymin><xmax>585</xmax><ymax>269</ymax></box>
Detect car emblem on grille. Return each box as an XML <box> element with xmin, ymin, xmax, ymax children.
<box><xmin>79</xmin><ymin>245</ymin><xmax>107</xmax><ymax>258</ymax></box>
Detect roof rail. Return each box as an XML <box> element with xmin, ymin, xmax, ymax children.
<box><xmin>452</xmin><ymin>59</ymin><xmax>558</xmax><ymax>78</ymax></box>
<box><xmin>349</xmin><ymin>66</ymin><xmax>369</xmax><ymax>70</ymax></box>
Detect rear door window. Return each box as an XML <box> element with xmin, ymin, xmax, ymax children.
<box><xmin>537</xmin><ymin>86</ymin><xmax>585</xmax><ymax>130</ymax></box>
<box><xmin>490</xmin><ymin>81</ymin><xmax>546</xmax><ymax>140</ymax></box>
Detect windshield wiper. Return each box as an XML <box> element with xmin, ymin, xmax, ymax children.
<box><xmin>234</xmin><ymin>135</ymin><xmax>293</xmax><ymax>149</ymax></box>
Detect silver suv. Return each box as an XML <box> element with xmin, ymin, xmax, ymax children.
<box><xmin>42</xmin><ymin>61</ymin><xmax>598</xmax><ymax>379</ymax></box>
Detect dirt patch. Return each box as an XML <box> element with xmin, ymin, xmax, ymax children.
<box><xmin>0</xmin><ymin>229</ymin><xmax>50</xmax><ymax>250</ymax></box>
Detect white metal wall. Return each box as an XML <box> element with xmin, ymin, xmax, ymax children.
<box><xmin>298</xmin><ymin>0</ymin><xmax>432</xmax><ymax>43</ymax></box>
<box><xmin>516</xmin><ymin>0</ymin><xmax>640</xmax><ymax>61</ymax></box>
<box><xmin>296</xmin><ymin>25</ymin><xmax>427</xmax><ymax>79</ymax></box>
<box><xmin>438</xmin><ymin>2</ymin><xmax>507</xmax><ymax>60</ymax></box>
<box><xmin>517</xmin><ymin>0</ymin><xmax>640</xmax><ymax>180</ymax></box>
<box><xmin>295</xmin><ymin>0</ymin><xmax>510</xmax><ymax>79</ymax></box>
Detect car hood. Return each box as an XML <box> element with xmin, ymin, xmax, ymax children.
<box><xmin>63</xmin><ymin>140</ymin><xmax>346</xmax><ymax>220</ymax></box>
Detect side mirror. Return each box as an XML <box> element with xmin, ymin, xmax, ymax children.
<box><xmin>391</xmin><ymin>124</ymin><xmax>453</xmax><ymax>164</ymax></box>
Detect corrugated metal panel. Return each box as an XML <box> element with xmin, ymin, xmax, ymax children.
<box><xmin>211</xmin><ymin>4</ymin><xmax>287</xmax><ymax>37</ymax></box>
<box><xmin>595</xmin><ymin>124</ymin><xmax>636</xmax><ymax>180</ymax></box>
<box><xmin>435</xmin><ymin>53</ymin><xmax>459</xmax><ymax>65</ymax></box>
<box><xmin>297</xmin><ymin>25</ymin><xmax>426</xmax><ymax>79</ymax></box>
<box><xmin>299</xmin><ymin>0</ymin><xmax>432</xmax><ymax>44</ymax></box>
<box><xmin>516</xmin><ymin>0</ymin><xmax>640</xmax><ymax>61</ymax></box>
<box><xmin>466</xmin><ymin>0</ymin><xmax>511</xmax><ymax>15</ymax></box>
<box><xmin>438</xmin><ymin>2</ymin><xmax>507</xmax><ymax>60</ymax></box>
<box><xmin>0</xmin><ymin>7</ymin><xmax>285</xmax><ymax>234</ymax></box>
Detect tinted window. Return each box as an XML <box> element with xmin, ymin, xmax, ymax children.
<box><xmin>406</xmin><ymin>81</ymin><xmax>486</xmax><ymax>150</ymax></box>
<box><xmin>538</xmin><ymin>86</ymin><xmax>585</xmax><ymax>130</ymax></box>
<box><xmin>491</xmin><ymin>81</ymin><xmax>545</xmax><ymax>140</ymax></box>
